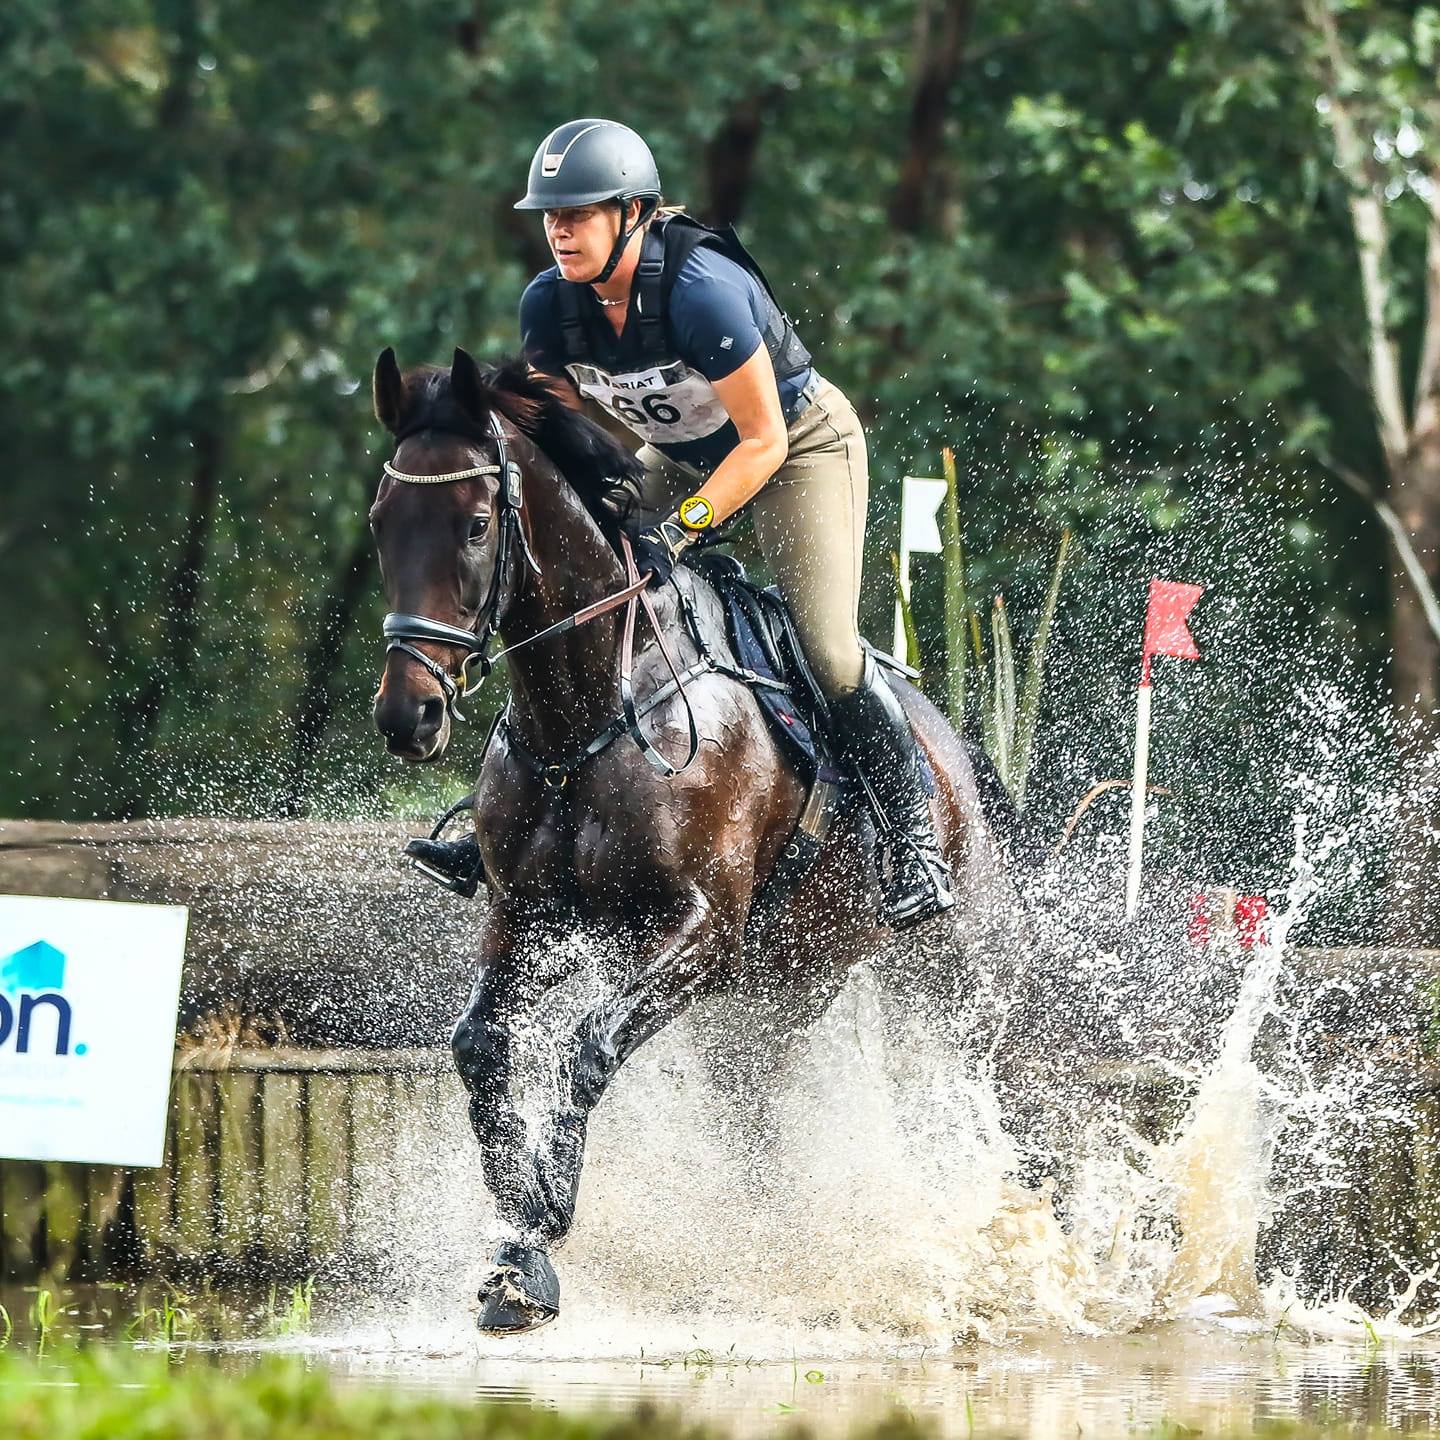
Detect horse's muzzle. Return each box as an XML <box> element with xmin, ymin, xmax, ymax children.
<box><xmin>374</xmin><ymin>687</ymin><xmax>449</xmax><ymax>761</ymax></box>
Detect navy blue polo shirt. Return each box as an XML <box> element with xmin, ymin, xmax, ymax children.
<box><xmin>520</xmin><ymin>247</ymin><xmax>814</xmax><ymax>475</ymax></box>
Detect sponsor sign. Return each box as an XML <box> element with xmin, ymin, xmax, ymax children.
<box><xmin>0</xmin><ymin>894</ymin><xmax>188</xmax><ymax>1166</ymax></box>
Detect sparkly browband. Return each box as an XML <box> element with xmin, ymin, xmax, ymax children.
<box><xmin>382</xmin><ymin>460</ymin><xmax>501</xmax><ymax>485</ymax></box>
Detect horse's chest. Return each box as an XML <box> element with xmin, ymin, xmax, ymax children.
<box><xmin>481</xmin><ymin>792</ymin><xmax>661</xmax><ymax>916</ymax></box>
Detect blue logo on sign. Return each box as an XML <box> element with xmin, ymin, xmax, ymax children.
<box><xmin>0</xmin><ymin>940</ymin><xmax>83</xmax><ymax>1056</ymax></box>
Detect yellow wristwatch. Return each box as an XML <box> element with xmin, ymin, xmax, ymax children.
<box><xmin>677</xmin><ymin>494</ymin><xmax>715</xmax><ymax>531</ymax></box>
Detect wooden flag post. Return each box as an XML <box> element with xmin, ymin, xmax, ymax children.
<box><xmin>1126</xmin><ymin>579</ymin><xmax>1205</xmax><ymax>919</ymax></box>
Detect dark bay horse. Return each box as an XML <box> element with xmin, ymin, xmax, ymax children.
<box><xmin>369</xmin><ymin>347</ymin><xmax>1021</xmax><ymax>1332</ymax></box>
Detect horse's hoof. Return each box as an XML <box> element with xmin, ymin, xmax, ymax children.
<box><xmin>476</xmin><ymin>1241</ymin><xmax>560</xmax><ymax>1334</ymax></box>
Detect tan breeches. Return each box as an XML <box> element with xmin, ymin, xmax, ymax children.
<box><xmin>632</xmin><ymin>375</ymin><xmax>869</xmax><ymax>697</ymax></box>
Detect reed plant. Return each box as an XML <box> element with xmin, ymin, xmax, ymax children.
<box><xmin>27</xmin><ymin>1288</ymin><xmax>59</xmax><ymax>1354</ymax></box>
<box><xmin>269</xmin><ymin>1277</ymin><xmax>316</xmax><ymax>1337</ymax></box>
<box><xmin>126</xmin><ymin>1288</ymin><xmax>194</xmax><ymax>1345</ymax></box>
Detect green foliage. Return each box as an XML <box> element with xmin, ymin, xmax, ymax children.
<box><xmin>936</xmin><ymin>478</ymin><xmax>1071</xmax><ymax>813</ymax></box>
<box><xmin>0</xmin><ymin>0</ymin><xmax>1428</xmax><ymax>925</ymax></box>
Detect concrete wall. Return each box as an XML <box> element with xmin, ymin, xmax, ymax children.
<box><xmin>0</xmin><ymin>819</ymin><xmax>480</xmax><ymax>1047</ymax></box>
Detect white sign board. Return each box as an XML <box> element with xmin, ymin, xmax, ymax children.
<box><xmin>0</xmin><ymin>894</ymin><xmax>188</xmax><ymax>1167</ymax></box>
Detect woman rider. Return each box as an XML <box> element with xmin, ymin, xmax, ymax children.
<box><xmin>413</xmin><ymin>118</ymin><xmax>953</xmax><ymax>929</ymax></box>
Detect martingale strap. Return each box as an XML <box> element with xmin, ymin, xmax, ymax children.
<box><xmin>500</xmin><ymin>534</ymin><xmax>707</xmax><ymax>789</ymax></box>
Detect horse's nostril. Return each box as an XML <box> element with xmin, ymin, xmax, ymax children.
<box><xmin>417</xmin><ymin>696</ymin><xmax>446</xmax><ymax>737</ymax></box>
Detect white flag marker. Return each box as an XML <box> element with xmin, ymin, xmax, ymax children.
<box><xmin>894</xmin><ymin>476</ymin><xmax>948</xmax><ymax>657</ymax></box>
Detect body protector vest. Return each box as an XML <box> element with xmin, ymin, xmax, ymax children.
<box><xmin>554</xmin><ymin>214</ymin><xmax>812</xmax><ymax>447</ymax></box>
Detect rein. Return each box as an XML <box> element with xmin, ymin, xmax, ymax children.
<box><xmin>380</xmin><ymin>418</ymin><xmax>702</xmax><ymax>777</ymax></box>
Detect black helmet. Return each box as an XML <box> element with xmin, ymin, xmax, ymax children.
<box><xmin>514</xmin><ymin>119</ymin><xmax>662</xmax><ymax>211</ymax></box>
<box><xmin>516</xmin><ymin>119</ymin><xmax>663</xmax><ymax>284</ymax></box>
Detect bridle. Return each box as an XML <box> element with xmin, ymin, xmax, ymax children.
<box><xmin>381</xmin><ymin>412</ymin><xmax>541</xmax><ymax>722</ymax></box>
<box><xmin>378</xmin><ymin>413</ymin><xmax>701</xmax><ymax>778</ymax></box>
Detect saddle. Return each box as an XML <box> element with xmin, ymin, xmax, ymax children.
<box><xmin>691</xmin><ymin>552</ymin><xmax>841</xmax><ymax>783</ymax></box>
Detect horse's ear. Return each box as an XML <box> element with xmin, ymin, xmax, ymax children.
<box><xmin>450</xmin><ymin>347</ymin><xmax>489</xmax><ymax>424</ymax></box>
<box><xmin>373</xmin><ymin>347</ymin><xmax>405</xmax><ymax>433</ymax></box>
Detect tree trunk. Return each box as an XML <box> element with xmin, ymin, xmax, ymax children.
<box><xmin>862</xmin><ymin>0</ymin><xmax>975</xmax><ymax>422</ymax></box>
<box><xmin>454</xmin><ymin>0</ymin><xmax>490</xmax><ymax>56</ymax></box>
<box><xmin>277</xmin><ymin>526</ymin><xmax>378</xmax><ymax>817</ymax></box>
<box><xmin>114</xmin><ymin>425</ymin><xmax>222</xmax><ymax>818</ymax></box>
<box><xmin>154</xmin><ymin>0</ymin><xmax>201</xmax><ymax>132</ymax></box>
<box><xmin>703</xmin><ymin>90</ymin><xmax>779</xmax><ymax>227</ymax></box>
<box><xmin>888</xmin><ymin>0</ymin><xmax>973</xmax><ymax>235</ymax></box>
<box><xmin>1387</xmin><ymin>425</ymin><xmax>1440</xmax><ymax>943</ymax></box>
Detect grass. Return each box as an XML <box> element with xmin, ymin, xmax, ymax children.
<box><xmin>268</xmin><ymin>1277</ymin><xmax>316</xmax><ymax>1337</ymax></box>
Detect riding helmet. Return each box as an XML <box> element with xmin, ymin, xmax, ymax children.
<box><xmin>514</xmin><ymin>119</ymin><xmax>662</xmax><ymax>211</ymax></box>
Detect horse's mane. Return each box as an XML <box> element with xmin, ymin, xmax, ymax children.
<box><xmin>385</xmin><ymin>352</ymin><xmax>640</xmax><ymax>538</ymax></box>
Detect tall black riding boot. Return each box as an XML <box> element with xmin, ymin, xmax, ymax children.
<box><xmin>831</xmin><ymin>654</ymin><xmax>955</xmax><ymax>929</ymax></box>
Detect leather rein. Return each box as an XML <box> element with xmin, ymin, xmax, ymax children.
<box><xmin>379</xmin><ymin>414</ymin><xmax>702</xmax><ymax>782</ymax></box>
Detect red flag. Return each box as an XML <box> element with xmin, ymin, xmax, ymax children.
<box><xmin>1140</xmin><ymin>579</ymin><xmax>1203</xmax><ymax>684</ymax></box>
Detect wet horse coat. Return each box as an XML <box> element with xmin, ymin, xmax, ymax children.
<box><xmin>369</xmin><ymin>349</ymin><xmax>1018</xmax><ymax>1330</ymax></box>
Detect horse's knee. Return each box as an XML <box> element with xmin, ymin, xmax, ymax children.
<box><xmin>451</xmin><ymin>1009</ymin><xmax>501</xmax><ymax>1092</ymax></box>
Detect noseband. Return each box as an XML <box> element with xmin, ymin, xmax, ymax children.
<box><xmin>381</xmin><ymin>413</ymin><xmax>540</xmax><ymax>722</ymax></box>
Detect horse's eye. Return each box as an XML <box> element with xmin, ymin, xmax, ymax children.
<box><xmin>468</xmin><ymin>514</ymin><xmax>491</xmax><ymax>542</ymax></box>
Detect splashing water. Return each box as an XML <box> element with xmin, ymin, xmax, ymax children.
<box><xmin>329</xmin><ymin>809</ymin><xmax>1437</xmax><ymax>1364</ymax></box>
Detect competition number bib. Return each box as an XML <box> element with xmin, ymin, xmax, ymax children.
<box><xmin>568</xmin><ymin>361</ymin><xmax>730</xmax><ymax>444</ymax></box>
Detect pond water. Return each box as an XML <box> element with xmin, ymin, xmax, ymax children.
<box><xmin>305</xmin><ymin>1307</ymin><xmax>1440</xmax><ymax>1437</ymax></box>
<box><xmin>3</xmin><ymin>1283</ymin><xmax>1438</xmax><ymax>1437</ymax></box>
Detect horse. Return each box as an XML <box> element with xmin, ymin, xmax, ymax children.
<box><xmin>368</xmin><ymin>346</ymin><xmax>1026</xmax><ymax>1332</ymax></box>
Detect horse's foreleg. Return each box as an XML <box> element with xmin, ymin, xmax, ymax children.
<box><xmin>451</xmin><ymin>956</ymin><xmax>553</xmax><ymax>1240</ymax></box>
<box><xmin>535</xmin><ymin>894</ymin><xmax>728</xmax><ymax>1245</ymax></box>
<box><xmin>450</xmin><ymin>916</ymin><xmax>566</xmax><ymax>1333</ymax></box>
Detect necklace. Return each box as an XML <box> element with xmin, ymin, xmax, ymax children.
<box><xmin>595</xmin><ymin>292</ymin><xmax>627</xmax><ymax>308</ymax></box>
